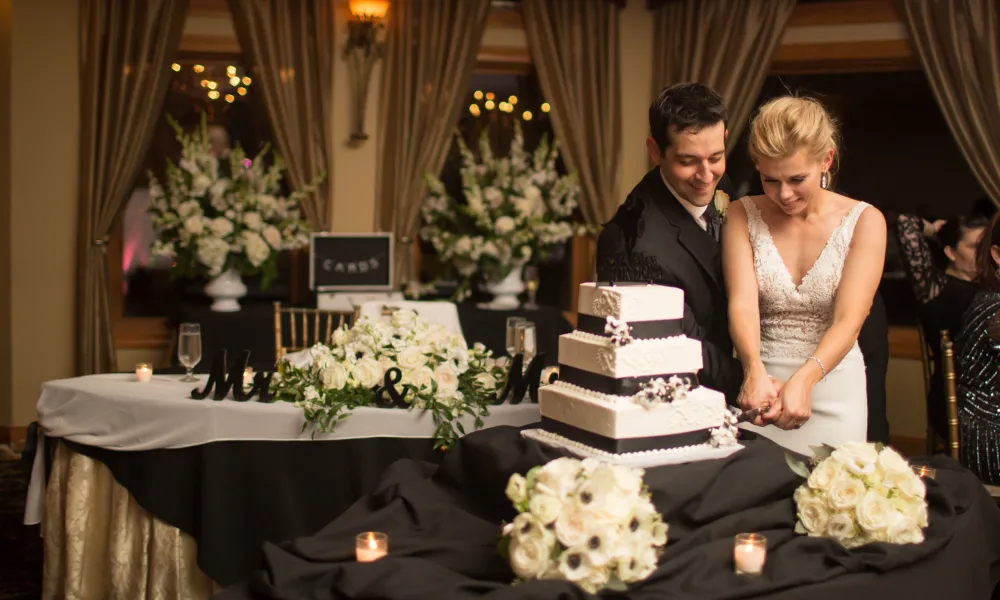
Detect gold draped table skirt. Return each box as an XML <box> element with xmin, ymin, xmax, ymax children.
<box><xmin>43</xmin><ymin>440</ymin><xmax>221</xmax><ymax>600</ymax></box>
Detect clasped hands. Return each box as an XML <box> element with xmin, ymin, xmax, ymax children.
<box><xmin>738</xmin><ymin>363</ymin><xmax>812</xmax><ymax>430</ymax></box>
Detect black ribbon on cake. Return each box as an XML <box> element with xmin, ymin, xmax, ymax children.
<box><xmin>539</xmin><ymin>418</ymin><xmax>712</xmax><ymax>453</ymax></box>
<box><xmin>576</xmin><ymin>314</ymin><xmax>684</xmax><ymax>340</ymax></box>
<box><xmin>558</xmin><ymin>364</ymin><xmax>698</xmax><ymax>396</ymax></box>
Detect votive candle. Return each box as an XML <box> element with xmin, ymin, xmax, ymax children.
<box><xmin>243</xmin><ymin>367</ymin><xmax>255</xmax><ymax>388</ymax></box>
<box><xmin>914</xmin><ymin>465</ymin><xmax>937</xmax><ymax>480</ymax></box>
<box><xmin>135</xmin><ymin>363</ymin><xmax>153</xmax><ymax>383</ymax></box>
<box><xmin>356</xmin><ymin>532</ymin><xmax>388</xmax><ymax>562</ymax></box>
<box><xmin>734</xmin><ymin>533</ymin><xmax>767</xmax><ymax>575</ymax></box>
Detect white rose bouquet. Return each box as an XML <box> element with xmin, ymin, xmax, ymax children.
<box><xmin>147</xmin><ymin>116</ymin><xmax>319</xmax><ymax>287</ymax></box>
<box><xmin>270</xmin><ymin>309</ymin><xmax>510</xmax><ymax>449</ymax></box>
<box><xmin>786</xmin><ymin>442</ymin><xmax>929</xmax><ymax>549</ymax></box>
<box><xmin>500</xmin><ymin>457</ymin><xmax>668</xmax><ymax>594</ymax></box>
<box><xmin>420</xmin><ymin>122</ymin><xmax>590</xmax><ymax>299</ymax></box>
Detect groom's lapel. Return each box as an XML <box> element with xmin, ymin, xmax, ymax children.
<box><xmin>643</xmin><ymin>170</ymin><xmax>723</xmax><ymax>292</ymax></box>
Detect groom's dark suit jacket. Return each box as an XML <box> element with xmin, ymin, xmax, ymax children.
<box><xmin>596</xmin><ymin>168</ymin><xmax>743</xmax><ymax>404</ymax></box>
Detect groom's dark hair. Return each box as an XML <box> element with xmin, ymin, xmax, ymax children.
<box><xmin>649</xmin><ymin>83</ymin><xmax>728</xmax><ymax>155</ymax></box>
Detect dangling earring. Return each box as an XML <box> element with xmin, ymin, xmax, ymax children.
<box><xmin>820</xmin><ymin>172</ymin><xmax>829</xmax><ymax>189</ymax></box>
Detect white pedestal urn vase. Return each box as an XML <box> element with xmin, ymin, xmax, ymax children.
<box><xmin>481</xmin><ymin>263</ymin><xmax>524</xmax><ymax>310</ymax></box>
<box><xmin>204</xmin><ymin>268</ymin><xmax>248</xmax><ymax>312</ymax></box>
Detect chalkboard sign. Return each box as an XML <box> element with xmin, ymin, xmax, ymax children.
<box><xmin>310</xmin><ymin>233</ymin><xmax>395</xmax><ymax>291</ymax></box>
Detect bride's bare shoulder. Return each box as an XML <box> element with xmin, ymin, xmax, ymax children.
<box><xmin>834</xmin><ymin>193</ymin><xmax>885</xmax><ymax>225</ymax></box>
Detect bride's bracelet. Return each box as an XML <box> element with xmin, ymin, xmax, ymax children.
<box><xmin>807</xmin><ymin>355</ymin><xmax>827</xmax><ymax>378</ymax></box>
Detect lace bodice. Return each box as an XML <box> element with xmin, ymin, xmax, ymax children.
<box><xmin>741</xmin><ymin>198</ymin><xmax>869</xmax><ymax>362</ymax></box>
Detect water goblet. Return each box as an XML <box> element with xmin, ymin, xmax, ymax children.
<box><xmin>178</xmin><ymin>323</ymin><xmax>202</xmax><ymax>382</ymax></box>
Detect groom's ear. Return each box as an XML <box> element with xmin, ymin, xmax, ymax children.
<box><xmin>646</xmin><ymin>137</ymin><xmax>662</xmax><ymax>166</ymax></box>
<box><xmin>724</xmin><ymin>128</ymin><xmax>729</xmax><ymax>141</ymax></box>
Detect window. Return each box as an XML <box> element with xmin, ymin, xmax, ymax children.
<box><xmin>109</xmin><ymin>56</ymin><xmax>276</xmax><ymax>346</ymax></box>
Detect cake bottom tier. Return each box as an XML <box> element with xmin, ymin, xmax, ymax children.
<box><xmin>538</xmin><ymin>417</ymin><xmax>712</xmax><ymax>453</ymax></box>
<box><xmin>521</xmin><ymin>428</ymin><xmax>743</xmax><ymax>468</ymax></box>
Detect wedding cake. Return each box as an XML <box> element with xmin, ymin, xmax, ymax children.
<box><xmin>522</xmin><ymin>282</ymin><xmax>743</xmax><ymax>466</ymax></box>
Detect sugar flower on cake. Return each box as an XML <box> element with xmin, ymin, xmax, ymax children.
<box><xmin>419</xmin><ymin>122</ymin><xmax>591</xmax><ymax>300</ymax></box>
<box><xmin>500</xmin><ymin>457</ymin><xmax>667</xmax><ymax>593</ymax></box>
<box><xmin>633</xmin><ymin>375</ymin><xmax>690</xmax><ymax>409</ymax></box>
<box><xmin>270</xmin><ymin>309</ymin><xmax>511</xmax><ymax>450</ymax></box>
<box><xmin>147</xmin><ymin>115</ymin><xmax>320</xmax><ymax>287</ymax></box>
<box><xmin>604</xmin><ymin>316</ymin><xmax>634</xmax><ymax>347</ymax></box>
<box><xmin>786</xmin><ymin>441</ymin><xmax>929</xmax><ymax>548</ymax></box>
<box><xmin>709</xmin><ymin>407</ymin><xmax>741</xmax><ymax>447</ymax></box>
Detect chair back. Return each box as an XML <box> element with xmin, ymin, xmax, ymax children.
<box><xmin>941</xmin><ymin>329</ymin><xmax>960</xmax><ymax>461</ymax></box>
<box><xmin>356</xmin><ymin>300</ymin><xmax>465</xmax><ymax>339</ymax></box>
<box><xmin>272</xmin><ymin>302</ymin><xmax>351</xmax><ymax>361</ymax></box>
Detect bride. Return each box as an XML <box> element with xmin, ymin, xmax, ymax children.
<box><xmin>722</xmin><ymin>96</ymin><xmax>886</xmax><ymax>455</ymax></box>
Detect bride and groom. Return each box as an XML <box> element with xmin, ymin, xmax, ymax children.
<box><xmin>596</xmin><ymin>83</ymin><xmax>887</xmax><ymax>455</ymax></box>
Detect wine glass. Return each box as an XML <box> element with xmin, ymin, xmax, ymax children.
<box><xmin>515</xmin><ymin>321</ymin><xmax>537</xmax><ymax>368</ymax></box>
<box><xmin>177</xmin><ymin>323</ymin><xmax>202</xmax><ymax>382</ymax></box>
<box><xmin>506</xmin><ymin>316</ymin><xmax>526</xmax><ymax>356</ymax></box>
<box><xmin>524</xmin><ymin>266</ymin><xmax>540</xmax><ymax>310</ymax></box>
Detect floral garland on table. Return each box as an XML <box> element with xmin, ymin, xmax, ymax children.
<box><xmin>147</xmin><ymin>116</ymin><xmax>321</xmax><ymax>288</ymax></box>
<box><xmin>500</xmin><ymin>457</ymin><xmax>668</xmax><ymax>593</ymax></box>
<box><xmin>419</xmin><ymin>122</ymin><xmax>591</xmax><ymax>300</ymax></box>
<box><xmin>787</xmin><ymin>442</ymin><xmax>929</xmax><ymax>548</ymax></box>
<box><xmin>269</xmin><ymin>309</ymin><xmax>511</xmax><ymax>450</ymax></box>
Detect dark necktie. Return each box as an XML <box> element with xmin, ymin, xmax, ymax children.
<box><xmin>705</xmin><ymin>203</ymin><xmax>721</xmax><ymax>242</ymax></box>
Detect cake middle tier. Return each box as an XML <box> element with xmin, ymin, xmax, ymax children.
<box><xmin>538</xmin><ymin>381</ymin><xmax>728</xmax><ymax>440</ymax></box>
<box><xmin>557</xmin><ymin>331</ymin><xmax>704</xmax><ymax>379</ymax></box>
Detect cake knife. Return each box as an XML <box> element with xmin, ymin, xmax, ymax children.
<box><xmin>734</xmin><ymin>406</ymin><xmax>767</xmax><ymax>423</ymax></box>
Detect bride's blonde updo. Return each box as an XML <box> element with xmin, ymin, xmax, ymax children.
<box><xmin>747</xmin><ymin>96</ymin><xmax>840</xmax><ymax>177</ymax></box>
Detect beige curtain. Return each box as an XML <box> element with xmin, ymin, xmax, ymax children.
<box><xmin>522</xmin><ymin>0</ymin><xmax>622</xmax><ymax>227</ymax></box>
<box><xmin>375</xmin><ymin>0</ymin><xmax>491</xmax><ymax>285</ymax></box>
<box><xmin>77</xmin><ymin>0</ymin><xmax>189</xmax><ymax>375</ymax></box>
<box><xmin>227</xmin><ymin>0</ymin><xmax>334</xmax><ymax>230</ymax></box>
<box><xmin>651</xmin><ymin>0</ymin><xmax>797</xmax><ymax>153</ymax></box>
<box><xmin>43</xmin><ymin>442</ymin><xmax>217</xmax><ymax>599</ymax></box>
<box><xmin>898</xmin><ymin>0</ymin><xmax>1000</xmax><ymax>206</ymax></box>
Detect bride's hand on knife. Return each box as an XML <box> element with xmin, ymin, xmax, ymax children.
<box><xmin>738</xmin><ymin>362</ymin><xmax>778</xmax><ymax>425</ymax></box>
<box><xmin>772</xmin><ymin>373</ymin><xmax>812</xmax><ymax>430</ymax></box>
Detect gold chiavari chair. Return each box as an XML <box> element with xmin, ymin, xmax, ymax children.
<box><xmin>940</xmin><ymin>330</ymin><xmax>1000</xmax><ymax>500</ymax></box>
<box><xmin>917</xmin><ymin>325</ymin><xmax>942</xmax><ymax>454</ymax></box>
<box><xmin>272</xmin><ymin>302</ymin><xmax>354</xmax><ymax>361</ymax></box>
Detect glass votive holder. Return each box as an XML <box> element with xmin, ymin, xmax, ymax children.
<box><xmin>135</xmin><ymin>363</ymin><xmax>153</xmax><ymax>383</ymax></box>
<box><xmin>913</xmin><ymin>464</ymin><xmax>937</xmax><ymax>480</ymax></box>
<box><xmin>734</xmin><ymin>533</ymin><xmax>767</xmax><ymax>576</ymax></box>
<box><xmin>243</xmin><ymin>367</ymin><xmax>255</xmax><ymax>389</ymax></box>
<box><xmin>356</xmin><ymin>532</ymin><xmax>388</xmax><ymax>562</ymax></box>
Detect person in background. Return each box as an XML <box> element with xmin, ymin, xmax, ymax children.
<box><xmin>895</xmin><ymin>210</ymin><xmax>987</xmax><ymax>444</ymax></box>
<box><xmin>955</xmin><ymin>212</ymin><xmax>1000</xmax><ymax>484</ymax></box>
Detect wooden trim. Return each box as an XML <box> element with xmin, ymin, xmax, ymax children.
<box><xmin>189</xmin><ymin>0</ymin><xmax>230</xmax><ymax>18</ymax></box>
<box><xmin>114</xmin><ymin>317</ymin><xmax>173</xmax><ymax>350</ymax></box>
<box><xmin>485</xmin><ymin>5</ymin><xmax>524</xmax><ymax>29</ymax></box>
<box><xmin>0</xmin><ymin>425</ymin><xmax>29</xmax><ymax>452</ymax></box>
<box><xmin>179</xmin><ymin>34</ymin><xmax>241</xmax><ymax>55</ymax></box>
<box><xmin>888</xmin><ymin>325</ymin><xmax>923</xmax><ymax>361</ymax></box>
<box><xmin>787</xmin><ymin>0</ymin><xmax>902</xmax><ymax>28</ymax></box>
<box><xmin>771</xmin><ymin>39</ymin><xmax>919</xmax><ymax>74</ymax></box>
<box><xmin>888</xmin><ymin>434</ymin><xmax>926</xmax><ymax>458</ymax></box>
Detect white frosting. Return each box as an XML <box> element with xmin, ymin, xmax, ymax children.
<box><xmin>558</xmin><ymin>331</ymin><xmax>703</xmax><ymax>378</ymax></box>
<box><xmin>521</xmin><ymin>428</ymin><xmax>743</xmax><ymax>468</ymax></box>
<box><xmin>539</xmin><ymin>383</ymin><xmax>727</xmax><ymax>439</ymax></box>
<box><xmin>578</xmin><ymin>282</ymin><xmax>685</xmax><ymax>322</ymax></box>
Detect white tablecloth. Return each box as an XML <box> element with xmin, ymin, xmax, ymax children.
<box><xmin>26</xmin><ymin>373</ymin><xmax>540</xmax><ymax>525</ymax></box>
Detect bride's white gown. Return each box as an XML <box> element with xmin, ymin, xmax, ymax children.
<box><xmin>738</xmin><ymin>197</ymin><xmax>869</xmax><ymax>455</ymax></box>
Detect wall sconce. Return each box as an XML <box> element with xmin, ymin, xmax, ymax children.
<box><xmin>345</xmin><ymin>0</ymin><xmax>389</xmax><ymax>145</ymax></box>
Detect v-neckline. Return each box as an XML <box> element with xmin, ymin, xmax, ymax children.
<box><xmin>752</xmin><ymin>202</ymin><xmax>860</xmax><ymax>294</ymax></box>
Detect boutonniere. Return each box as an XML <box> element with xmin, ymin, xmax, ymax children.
<box><xmin>713</xmin><ymin>189</ymin><xmax>730</xmax><ymax>222</ymax></box>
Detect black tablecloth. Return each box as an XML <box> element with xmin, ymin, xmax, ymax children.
<box><xmin>218</xmin><ymin>426</ymin><xmax>1000</xmax><ymax>600</ymax></box>
<box><xmin>62</xmin><ymin>437</ymin><xmax>445</xmax><ymax>587</ymax></box>
<box><xmin>174</xmin><ymin>303</ymin><xmax>571</xmax><ymax>372</ymax></box>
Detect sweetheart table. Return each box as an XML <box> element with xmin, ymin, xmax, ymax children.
<box><xmin>218</xmin><ymin>426</ymin><xmax>1000</xmax><ymax>600</ymax></box>
<box><xmin>25</xmin><ymin>374</ymin><xmax>541</xmax><ymax>599</ymax></box>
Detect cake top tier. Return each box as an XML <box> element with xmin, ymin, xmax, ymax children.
<box><xmin>578</xmin><ymin>282</ymin><xmax>685</xmax><ymax>323</ymax></box>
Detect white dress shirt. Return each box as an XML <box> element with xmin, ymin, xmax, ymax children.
<box><xmin>660</xmin><ymin>169</ymin><xmax>708</xmax><ymax>231</ymax></box>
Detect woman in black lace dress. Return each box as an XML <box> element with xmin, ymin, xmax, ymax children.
<box><xmin>956</xmin><ymin>214</ymin><xmax>1000</xmax><ymax>484</ymax></box>
<box><xmin>896</xmin><ymin>213</ymin><xmax>986</xmax><ymax>439</ymax></box>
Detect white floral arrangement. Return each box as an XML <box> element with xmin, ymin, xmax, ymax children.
<box><xmin>605</xmin><ymin>316</ymin><xmax>634</xmax><ymax>347</ymax></box>
<box><xmin>147</xmin><ymin>116</ymin><xmax>320</xmax><ymax>286</ymax></box>
<box><xmin>786</xmin><ymin>442</ymin><xmax>929</xmax><ymax>548</ymax></box>
<box><xmin>500</xmin><ymin>457</ymin><xmax>668</xmax><ymax>594</ymax></box>
<box><xmin>420</xmin><ymin>122</ymin><xmax>590</xmax><ymax>299</ymax></box>
<box><xmin>270</xmin><ymin>309</ymin><xmax>510</xmax><ymax>450</ymax></box>
<box><xmin>633</xmin><ymin>376</ymin><xmax>690</xmax><ymax>409</ymax></box>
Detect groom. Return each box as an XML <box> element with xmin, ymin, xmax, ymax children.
<box><xmin>596</xmin><ymin>83</ymin><xmax>744</xmax><ymax>404</ymax></box>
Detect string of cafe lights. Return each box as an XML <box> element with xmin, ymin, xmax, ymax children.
<box><xmin>170</xmin><ymin>62</ymin><xmax>253</xmax><ymax>103</ymax></box>
<box><xmin>469</xmin><ymin>90</ymin><xmax>550</xmax><ymax>121</ymax></box>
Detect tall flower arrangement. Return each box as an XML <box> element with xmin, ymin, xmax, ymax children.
<box><xmin>420</xmin><ymin>123</ymin><xmax>588</xmax><ymax>299</ymax></box>
<box><xmin>147</xmin><ymin>117</ymin><xmax>319</xmax><ymax>287</ymax></box>
<box><xmin>270</xmin><ymin>309</ymin><xmax>511</xmax><ymax>449</ymax></box>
